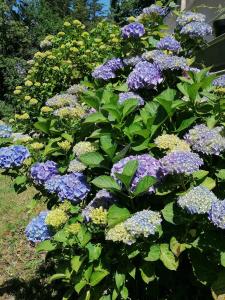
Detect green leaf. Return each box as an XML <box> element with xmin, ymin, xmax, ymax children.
<box><xmin>160</xmin><ymin>243</ymin><xmax>179</xmax><ymax>271</ymax></box>
<box><xmin>77</xmin><ymin>226</ymin><xmax>92</xmax><ymax>247</ymax></box>
<box><xmin>133</xmin><ymin>176</ymin><xmax>157</xmax><ymax>196</ymax></box>
<box><xmin>175</xmin><ymin>117</ymin><xmax>197</xmax><ymax>132</ymax></box>
<box><xmin>86</xmin><ymin>243</ymin><xmax>102</xmax><ymax>262</ymax></box>
<box><xmin>115</xmin><ymin>272</ymin><xmax>125</xmax><ymax>289</ymax></box>
<box><xmin>36</xmin><ymin>240</ymin><xmax>56</xmax><ymax>252</ymax></box>
<box><xmin>170</xmin><ymin>237</ymin><xmax>190</xmax><ymax>257</ymax></box>
<box><xmin>89</xmin><ymin>268</ymin><xmax>109</xmax><ymax>286</ymax></box>
<box><xmin>193</xmin><ymin>170</ymin><xmax>209</xmax><ymax>180</ymax></box>
<box><xmin>122</xmin><ymin>99</ymin><xmax>138</xmax><ymax>118</ymax></box>
<box><xmin>34</xmin><ymin>118</ymin><xmax>51</xmax><ymax>134</ymax></box>
<box><xmin>139</xmin><ymin>262</ymin><xmax>155</xmax><ymax>284</ymax></box>
<box><xmin>84</xmin><ymin>112</ymin><xmax>108</xmax><ymax>124</ymax></box>
<box><xmin>145</xmin><ymin>244</ymin><xmax>160</xmax><ymax>262</ymax></box>
<box><xmin>79</xmin><ymin>152</ymin><xmax>104</xmax><ymax>168</ymax></box>
<box><xmin>201</xmin><ymin>177</ymin><xmax>216</xmax><ymax>190</ymax></box>
<box><xmin>216</xmin><ymin>170</ymin><xmax>225</xmax><ymax>181</ymax></box>
<box><xmin>100</xmin><ymin>135</ymin><xmax>117</xmax><ymax>158</ymax></box>
<box><xmin>74</xmin><ymin>276</ymin><xmax>87</xmax><ymax>294</ymax></box>
<box><xmin>14</xmin><ymin>175</ymin><xmax>27</xmax><ymax>185</ymax></box>
<box><xmin>61</xmin><ymin>133</ymin><xmax>73</xmax><ymax>142</ymax></box>
<box><xmin>115</xmin><ymin>160</ymin><xmax>138</xmax><ymax>189</ymax></box>
<box><xmin>92</xmin><ymin>176</ymin><xmax>121</xmax><ymax>191</ymax></box>
<box><xmin>84</xmin><ymin>265</ymin><xmax>93</xmax><ymax>281</ymax></box>
<box><xmin>221</xmin><ymin>252</ymin><xmax>225</xmax><ymax>267</ymax></box>
<box><xmin>120</xmin><ymin>286</ymin><xmax>129</xmax><ymax>299</ymax></box>
<box><xmin>161</xmin><ymin>202</ymin><xmax>175</xmax><ymax>224</ymax></box>
<box><xmin>71</xmin><ymin>255</ymin><xmax>84</xmax><ymax>272</ymax></box>
<box><xmin>211</xmin><ymin>270</ymin><xmax>225</xmax><ymax>299</ymax></box>
<box><xmin>81</xmin><ymin>91</ymin><xmax>100</xmax><ymax>110</ymax></box>
<box><xmin>49</xmin><ymin>273</ymin><xmax>67</xmax><ymax>282</ymax></box>
<box><xmin>107</xmin><ymin>205</ymin><xmax>131</xmax><ymax>228</ymax></box>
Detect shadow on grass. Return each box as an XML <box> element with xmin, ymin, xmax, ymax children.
<box><xmin>0</xmin><ymin>263</ymin><xmax>65</xmax><ymax>300</ymax></box>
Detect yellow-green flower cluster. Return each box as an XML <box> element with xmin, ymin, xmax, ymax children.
<box><xmin>45</xmin><ymin>208</ymin><xmax>69</xmax><ymax>228</ymax></box>
<box><xmin>30</xmin><ymin>142</ymin><xmax>44</xmax><ymax>150</ymax></box>
<box><xmin>89</xmin><ymin>207</ymin><xmax>108</xmax><ymax>225</ymax></box>
<box><xmin>105</xmin><ymin>223</ymin><xmax>135</xmax><ymax>245</ymax></box>
<box><xmin>66</xmin><ymin>223</ymin><xmax>81</xmax><ymax>234</ymax></box>
<box><xmin>59</xmin><ymin>201</ymin><xmax>71</xmax><ymax>212</ymax></box>
<box><xmin>15</xmin><ymin>113</ymin><xmax>30</xmax><ymax>120</ymax></box>
<box><xmin>154</xmin><ymin>134</ymin><xmax>191</xmax><ymax>153</ymax></box>
<box><xmin>73</xmin><ymin>141</ymin><xmax>96</xmax><ymax>157</ymax></box>
<box><xmin>57</xmin><ymin>140</ymin><xmax>71</xmax><ymax>151</ymax></box>
<box><xmin>53</xmin><ymin>106</ymin><xmax>85</xmax><ymax>119</ymax></box>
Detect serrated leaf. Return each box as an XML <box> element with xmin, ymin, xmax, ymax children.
<box><xmin>84</xmin><ymin>112</ymin><xmax>107</xmax><ymax>124</ymax></box>
<box><xmin>107</xmin><ymin>205</ymin><xmax>130</xmax><ymax>228</ymax></box>
<box><xmin>133</xmin><ymin>176</ymin><xmax>157</xmax><ymax>196</ymax></box>
<box><xmin>145</xmin><ymin>244</ymin><xmax>160</xmax><ymax>262</ymax></box>
<box><xmin>89</xmin><ymin>268</ymin><xmax>109</xmax><ymax>286</ymax></box>
<box><xmin>201</xmin><ymin>177</ymin><xmax>216</xmax><ymax>190</ymax></box>
<box><xmin>115</xmin><ymin>160</ymin><xmax>138</xmax><ymax>189</ymax></box>
<box><xmin>216</xmin><ymin>170</ymin><xmax>225</xmax><ymax>180</ymax></box>
<box><xmin>86</xmin><ymin>243</ymin><xmax>102</xmax><ymax>262</ymax></box>
<box><xmin>36</xmin><ymin>240</ymin><xmax>56</xmax><ymax>252</ymax></box>
<box><xmin>79</xmin><ymin>152</ymin><xmax>104</xmax><ymax>168</ymax></box>
<box><xmin>160</xmin><ymin>243</ymin><xmax>179</xmax><ymax>271</ymax></box>
<box><xmin>115</xmin><ymin>272</ymin><xmax>125</xmax><ymax>289</ymax></box>
<box><xmin>92</xmin><ymin>176</ymin><xmax>121</xmax><ymax>191</ymax></box>
<box><xmin>122</xmin><ymin>99</ymin><xmax>138</xmax><ymax>118</ymax></box>
<box><xmin>71</xmin><ymin>255</ymin><xmax>84</xmax><ymax>272</ymax></box>
<box><xmin>100</xmin><ymin>135</ymin><xmax>117</xmax><ymax>158</ymax></box>
<box><xmin>175</xmin><ymin>116</ymin><xmax>197</xmax><ymax>132</ymax></box>
<box><xmin>161</xmin><ymin>202</ymin><xmax>174</xmax><ymax>224</ymax></box>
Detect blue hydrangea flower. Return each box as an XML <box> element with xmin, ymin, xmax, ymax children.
<box><xmin>111</xmin><ymin>154</ymin><xmax>162</xmax><ymax>193</ymax></box>
<box><xmin>92</xmin><ymin>58</ymin><xmax>123</xmax><ymax>81</ymax></box>
<box><xmin>25</xmin><ymin>211</ymin><xmax>52</xmax><ymax>243</ymax></box>
<box><xmin>127</xmin><ymin>61</ymin><xmax>163</xmax><ymax>90</ymax></box>
<box><xmin>176</xmin><ymin>11</ymin><xmax>206</xmax><ymax>27</ymax></box>
<box><xmin>0</xmin><ymin>124</ymin><xmax>12</xmax><ymax>138</ymax></box>
<box><xmin>213</xmin><ymin>75</ymin><xmax>225</xmax><ymax>87</ymax></box>
<box><xmin>184</xmin><ymin>124</ymin><xmax>225</xmax><ymax>155</ymax></box>
<box><xmin>123</xmin><ymin>56</ymin><xmax>144</xmax><ymax>66</ymax></box>
<box><xmin>118</xmin><ymin>92</ymin><xmax>144</xmax><ymax>106</ymax></box>
<box><xmin>208</xmin><ymin>200</ymin><xmax>225</xmax><ymax>229</ymax></box>
<box><xmin>30</xmin><ymin>160</ymin><xmax>58</xmax><ymax>185</ymax></box>
<box><xmin>0</xmin><ymin>145</ymin><xmax>30</xmax><ymax>169</ymax></box>
<box><xmin>156</xmin><ymin>36</ymin><xmax>181</xmax><ymax>52</ymax></box>
<box><xmin>160</xmin><ymin>151</ymin><xmax>203</xmax><ymax>175</ymax></box>
<box><xmin>180</xmin><ymin>21</ymin><xmax>212</xmax><ymax>38</ymax></box>
<box><xmin>178</xmin><ymin>186</ymin><xmax>217</xmax><ymax>214</ymax></box>
<box><xmin>82</xmin><ymin>189</ymin><xmax>116</xmax><ymax>222</ymax></box>
<box><xmin>124</xmin><ymin>210</ymin><xmax>162</xmax><ymax>238</ymax></box>
<box><xmin>121</xmin><ymin>22</ymin><xmax>145</xmax><ymax>39</ymax></box>
<box><xmin>143</xmin><ymin>5</ymin><xmax>167</xmax><ymax>16</ymax></box>
<box><xmin>45</xmin><ymin>173</ymin><xmax>90</xmax><ymax>203</ymax></box>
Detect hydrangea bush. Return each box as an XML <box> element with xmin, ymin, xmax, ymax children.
<box><xmin>2</xmin><ymin>2</ymin><xmax>225</xmax><ymax>299</ymax></box>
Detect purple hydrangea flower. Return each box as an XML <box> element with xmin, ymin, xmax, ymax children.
<box><xmin>160</xmin><ymin>151</ymin><xmax>203</xmax><ymax>175</ymax></box>
<box><xmin>123</xmin><ymin>56</ymin><xmax>144</xmax><ymax>67</ymax></box>
<box><xmin>184</xmin><ymin>124</ymin><xmax>225</xmax><ymax>155</ymax></box>
<box><xmin>178</xmin><ymin>186</ymin><xmax>217</xmax><ymax>214</ymax></box>
<box><xmin>0</xmin><ymin>145</ymin><xmax>30</xmax><ymax>169</ymax></box>
<box><xmin>45</xmin><ymin>173</ymin><xmax>90</xmax><ymax>203</ymax></box>
<box><xmin>208</xmin><ymin>200</ymin><xmax>225</xmax><ymax>229</ymax></box>
<box><xmin>25</xmin><ymin>211</ymin><xmax>52</xmax><ymax>243</ymax></box>
<box><xmin>118</xmin><ymin>92</ymin><xmax>144</xmax><ymax>106</ymax></box>
<box><xmin>156</xmin><ymin>36</ymin><xmax>181</xmax><ymax>52</ymax></box>
<box><xmin>121</xmin><ymin>22</ymin><xmax>145</xmax><ymax>39</ymax></box>
<box><xmin>143</xmin><ymin>5</ymin><xmax>167</xmax><ymax>16</ymax></box>
<box><xmin>92</xmin><ymin>58</ymin><xmax>123</xmax><ymax>81</ymax></box>
<box><xmin>213</xmin><ymin>75</ymin><xmax>225</xmax><ymax>87</ymax></box>
<box><xmin>124</xmin><ymin>210</ymin><xmax>162</xmax><ymax>238</ymax></box>
<box><xmin>82</xmin><ymin>189</ymin><xmax>116</xmax><ymax>222</ymax></box>
<box><xmin>180</xmin><ymin>21</ymin><xmax>212</xmax><ymax>38</ymax></box>
<box><xmin>30</xmin><ymin>161</ymin><xmax>58</xmax><ymax>185</ymax></box>
<box><xmin>176</xmin><ymin>11</ymin><xmax>206</xmax><ymax>27</ymax></box>
<box><xmin>127</xmin><ymin>61</ymin><xmax>163</xmax><ymax>90</ymax></box>
<box><xmin>111</xmin><ymin>154</ymin><xmax>162</xmax><ymax>192</ymax></box>
<box><xmin>0</xmin><ymin>124</ymin><xmax>12</xmax><ymax>138</ymax></box>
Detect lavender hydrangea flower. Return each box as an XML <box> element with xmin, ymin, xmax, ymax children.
<box><xmin>121</xmin><ymin>22</ymin><xmax>145</xmax><ymax>39</ymax></box>
<box><xmin>30</xmin><ymin>161</ymin><xmax>58</xmax><ymax>185</ymax></box>
<box><xmin>143</xmin><ymin>5</ymin><xmax>167</xmax><ymax>16</ymax></box>
<box><xmin>124</xmin><ymin>210</ymin><xmax>162</xmax><ymax>238</ymax></box>
<box><xmin>0</xmin><ymin>145</ymin><xmax>30</xmax><ymax>169</ymax></box>
<box><xmin>176</xmin><ymin>11</ymin><xmax>206</xmax><ymax>27</ymax></box>
<box><xmin>111</xmin><ymin>154</ymin><xmax>162</xmax><ymax>192</ymax></box>
<box><xmin>160</xmin><ymin>151</ymin><xmax>203</xmax><ymax>175</ymax></box>
<box><xmin>184</xmin><ymin>124</ymin><xmax>225</xmax><ymax>155</ymax></box>
<box><xmin>180</xmin><ymin>21</ymin><xmax>212</xmax><ymax>38</ymax></box>
<box><xmin>46</xmin><ymin>93</ymin><xmax>78</xmax><ymax>108</ymax></box>
<box><xmin>92</xmin><ymin>58</ymin><xmax>123</xmax><ymax>81</ymax></box>
<box><xmin>0</xmin><ymin>124</ymin><xmax>12</xmax><ymax>138</ymax></box>
<box><xmin>127</xmin><ymin>61</ymin><xmax>163</xmax><ymax>90</ymax></box>
<box><xmin>178</xmin><ymin>186</ymin><xmax>217</xmax><ymax>214</ymax></box>
<box><xmin>208</xmin><ymin>200</ymin><xmax>225</xmax><ymax>229</ymax></box>
<box><xmin>123</xmin><ymin>56</ymin><xmax>144</xmax><ymax>67</ymax></box>
<box><xmin>45</xmin><ymin>173</ymin><xmax>90</xmax><ymax>203</ymax></box>
<box><xmin>25</xmin><ymin>211</ymin><xmax>52</xmax><ymax>243</ymax></box>
<box><xmin>82</xmin><ymin>189</ymin><xmax>116</xmax><ymax>222</ymax></box>
<box><xmin>213</xmin><ymin>75</ymin><xmax>225</xmax><ymax>87</ymax></box>
<box><xmin>118</xmin><ymin>92</ymin><xmax>144</xmax><ymax>106</ymax></box>
<box><xmin>156</xmin><ymin>36</ymin><xmax>181</xmax><ymax>52</ymax></box>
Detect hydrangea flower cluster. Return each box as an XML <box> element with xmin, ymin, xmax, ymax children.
<box><xmin>66</xmin><ymin>222</ymin><xmax>81</xmax><ymax>234</ymax></box>
<box><xmin>46</xmin><ymin>94</ymin><xmax>78</xmax><ymax>108</ymax></box>
<box><xmin>89</xmin><ymin>207</ymin><xmax>108</xmax><ymax>225</ymax></box>
<box><xmin>208</xmin><ymin>200</ymin><xmax>225</xmax><ymax>229</ymax></box>
<box><xmin>123</xmin><ymin>56</ymin><xmax>144</xmax><ymax>66</ymax></box>
<box><xmin>160</xmin><ymin>151</ymin><xmax>203</xmax><ymax>175</ymax></box>
<box><xmin>105</xmin><ymin>223</ymin><xmax>135</xmax><ymax>245</ymax></box>
<box><xmin>92</xmin><ymin>58</ymin><xmax>123</xmax><ymax>81</ymax></box>
<box><xmin>142</xmin><ymin>4</ymin><xmax>167</xmax><ymax>16</ymax></box>
<box><xmin>66</xmin><ymin>84</ymin><xmax>87</xmax><ymax>95</ymax></box>
<box><xmin>124</xmin><ymin>210</ymin><xmax>162</xmax><ymax>238</ymax></box>
<box><xmin>25</xmin><ymin>211</ymin><xmax>52</xmax><ymax>243</ymax></box>
<box><xmin>121</xmin><ymin>22</ymin><xmax>145</xmax><ymax>39</ymax></box>
<box><xmin>11</xmin><ymin>133</ymin><xmax>32</xmax><ymax>143</ymax></box>
<box><xmin>180</xmin><ymin>22</ymin><xmax>212</xmax><ymax>38</ymax></box>
<box><xmin>0</xmin><ymin>124</ymin><xmax>12</xmax><ymax>138</ymax></box>
<box><xmin>184</xmin><ymin>124</ymin><xmax>225</xmax><ymax>155</ymax></box>
<box><xmin>178</xmin><ymin>186</ymin><xmax>217</xmax><ymax>214</ymax></box>
<box><xmin>0</xmin><ymin>145</ymin><xmax>30</xmax><ymax>169</ymax></box>
<box><xmin>82</xmin><ymin>190</ymin><xmax>116</xmax><ymax>222</ymax></box>
<box><xmin>156</xmin><ymin>36</ymin><xmax>181</xmax><ymax>52</ymax></box>
<box><xmin>213</xmin><ymin>75</ymin><xmax>225</xmax><ymax>87</ymax></box>
<box><xmin>73</xmin><ymin>141</ymin><xmax>96</xmax><ymax>157</ymax></box>
<box><xmin>118</xmin><ymin>92</ymin><xmax>144</xmax><ymax>106</ymax></box>
<box><xmin>111</xmin><ymin>154</ymin><xmax>162</xmax><ymax>192</ymax></box>
<box><xmin>176</xmin><ymin>11</ymin><xmax>206</xmax><ymax>27</ymax></box>
<box><xmin>155</xmin><ymin>134</ymin><xmax>191</xmax><ymax>153</ymax></box>
<box><xmin>45</xmin><ymin>208</ymin><xmax>69</xmax><ymax>228</ymax></box>
<box><xmin>53</xmin><ymin>105</ymin><xmax>86</xmax><ymax>119</ymax></box>
<box><xmin>45</xmin><ymin>173</ymin><xmax>90</xmax><ymax>202</ymax></box>
<box><xmin>68</xmin><ymin>159</ymin><xmax>86</xmax><ymax>173</ymax></box>
<box><xmin>127</xmin><ymin>61</ymin><xmax>163</xmax><ymax>90</ymax></box>
<box><xmin>30</xmin><ymin>160</ymin><xmax>58</xmax><ymax>185</ymax></box>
